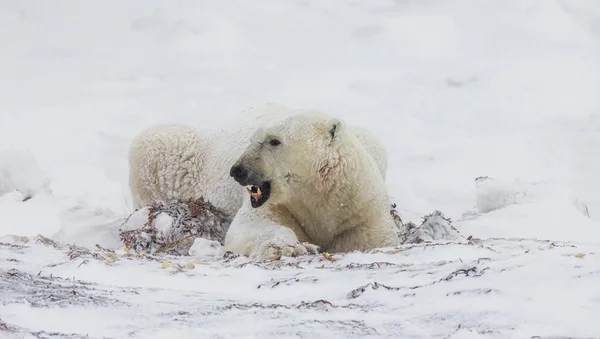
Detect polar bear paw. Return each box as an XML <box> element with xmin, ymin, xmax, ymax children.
<box><xmin>261</xmin><ymin>241</ymin><xmax>320</xmax><ymax>261</ymax></box>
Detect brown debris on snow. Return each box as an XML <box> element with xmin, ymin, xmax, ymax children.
<box><xmin>347</xmin><ymin>266</ymin><xmax>490</xmax><ymax>299</ymax></box>
<box><xmin>224</xmin><ymin>299</ymin><xmax>360</xmax><ymax>311</ymax></box>
<box><xmin>119</xmin><ymin>197</ymin><xmax>231</xmax><ymax>256</ymax></box>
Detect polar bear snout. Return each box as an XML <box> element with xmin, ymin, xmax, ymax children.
<box><xmin>230</xmin><ymin>164</ymin><xmax>249</xmax><ymax>184</ymax></box>
<box><xmin>230</xmin><ymin>163</ymin><xmax>272</xmax><ymax>208</ymax></box>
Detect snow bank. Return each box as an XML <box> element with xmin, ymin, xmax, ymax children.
<box><xmin>0</xmin><ymin>149</ymin><xmax>49</xmax><ymax>199</ymax></box>
<box><xmin>458</xmin><ymin>177</ymin><xmax>600</xmax><ymax>244</ymax></box>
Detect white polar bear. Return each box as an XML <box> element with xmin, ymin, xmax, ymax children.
<box><xmin>128</xmin><ymin>103</ymin><xmax>398</xmax><ymax>259</ymax></box>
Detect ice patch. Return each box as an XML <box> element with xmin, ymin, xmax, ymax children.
<box><xmin>417</xmin><ymin>211</ymin><xmax>465</xmax><ymax>242</ymax></box>
<box><xmin>51</xmin><ymin>205</ymin><xmax>124</xmax><ymax>249</ymax></box>
<box><xmin>0</xmin><ymin>149</ymin><xmax>49</xmax><ymax>199</ymax></box>
<box><xmin>0</xmin><ymin>191</ymin><xmax>26</xmax><ymax>204</ymax></box>
<box><xmin>48</xmin><ymin>163</ymin><xmax>129</xmax><ymax>216</ymax></box>
<box><xmin>153</xmin><ymin>213</ymin><xmax>174</xmax><ymax>237</ymax></box>
<box><xmin>0</xmin><ymin>194</ymin><xmax>63</xmax><ymax>237</ymax></box>
<box><xmin>474</xmin><ymin>176</ymin><xmax>532</xmax><ymax>214</ymax></box>
<box><xmin>570</xmin><ymin>193</ymin><xmax>591</xmax><ymax>219</ymax></box>
<box><xmin>458</xmin><ymin>177</ymin><xmax>600</xmax><ymax>243</ymax></box>
<box><xmin>119</xmin><ymin>206</ymin><xmax>151</xmax><ymax>232</ymax></box>
<box><xmin>398</xmin><ymin>210</ymin><xmax>465</xmax><ymax>244</ymax></box>
<box><xmin>188</xmin><ymin>237</ymin><xmax>223</xmax><ymax>257</ymax></box>
<box><xmin>468</xmin><ymin>176</ymin><xmax>593</xmax><ymax>219</ymax></box>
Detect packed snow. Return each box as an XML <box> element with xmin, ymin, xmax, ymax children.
<box><xmin>1</xmin><ymin>0</ymin><xmax>600</xmax><ymax>338</ymax></box>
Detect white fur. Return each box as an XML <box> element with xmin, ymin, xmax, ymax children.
<box><xmin>128</xmin><ymin>103</ymin><xmax>396</xmax><ymax>259</ymax></box>
<box><xmin>224</xmin><ymin>111</ymin><xmax>399</xmax><ymax>258</ymax></box>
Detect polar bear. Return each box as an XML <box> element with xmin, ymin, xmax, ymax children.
<box><xmin>128</xmin><ymin>103</ymin><xmax>398</xmax><ymax>259</ymax></box>
<box><xmin>225</xmin><ymin>111</ymin><xmax>400</xmax><ymax>258</ymax></box>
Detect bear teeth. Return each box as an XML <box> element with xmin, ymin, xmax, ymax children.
<box><xmin>246</xmin><ymin>185</ymin><xmax>261</xmax><ymax>198</ymax></box>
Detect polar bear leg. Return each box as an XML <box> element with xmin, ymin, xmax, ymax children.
<box><xmin>224</xmin><ymin>201</ymin><xmax>320</xmax><ymax>260</ymax></box>
<box><xmin>327</xmin><ymin>216</ymin><xmax>400</xmax><ymax>253</ymax></box>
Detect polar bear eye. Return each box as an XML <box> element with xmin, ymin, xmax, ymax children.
<box><xmin>269</xmin><ymin>139</ymin><xmax>281</xmax><ymax>146</ymax></box>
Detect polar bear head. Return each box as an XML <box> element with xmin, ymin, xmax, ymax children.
<box><xmin>229</xmin><ymin>112</ymin><xmax>345</xmax><ymax>208</ymax></box>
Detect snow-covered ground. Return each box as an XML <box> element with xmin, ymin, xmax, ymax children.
<box><xmin>1</xmin><ymin>0</ymin><xmax>600</xmax><ymax>337</ymax></box>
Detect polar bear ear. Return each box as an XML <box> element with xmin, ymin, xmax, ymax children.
<box><xmin>327</xmin><ymin>118</ymin><xmax>344</xmax><ymax>146</ymax></box>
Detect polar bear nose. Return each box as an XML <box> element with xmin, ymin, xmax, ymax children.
<box><xmin>230</xmin><ymin>164</ymin><xmax>249</xmax><ymax>183</ymax></box>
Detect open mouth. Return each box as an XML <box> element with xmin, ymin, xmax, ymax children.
<box><xmin>245</xmin><ymin>181</ymin><xmax>271</xmax><ymax>208</ymax></box>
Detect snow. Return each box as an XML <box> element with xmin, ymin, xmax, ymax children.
<box><xmin>152</xmin><ymin>214</ymin><xmax>174</xmax><ymax>237</ymax></box>
<box><xmin>1</xmin><ymin>235</ymin><xmax>599</xmax><ymax>338</ymax></box>
<box><xmin>0</xmin><ymin>149</ymin><xmax>49</xmax><ymax>198</ymax></box>
<box><xmin>189</xmin><ymin>238</ymin><xmax>224</xmax><ymax>258</ymax></box>
<box><xmin>1</xmin><ymin>0</ymin><xmax>600</xmax><ymax>337</ymax></box>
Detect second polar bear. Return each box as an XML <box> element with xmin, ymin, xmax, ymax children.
<box><xmin>128</xmin><ymin>103</ymin><xmax>399</xmax><ymax>258</ymax></box>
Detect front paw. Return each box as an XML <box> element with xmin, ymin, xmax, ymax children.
<box><xmin>260</xmin><ymin>241</ymin><xmax>320</xmax><ymax>260</ymax></box>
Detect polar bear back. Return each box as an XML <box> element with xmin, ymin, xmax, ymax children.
<box><xmin>128</xmin><ymin>103</ymin><xmax>389</xmax><ymax>220</ymax></box>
